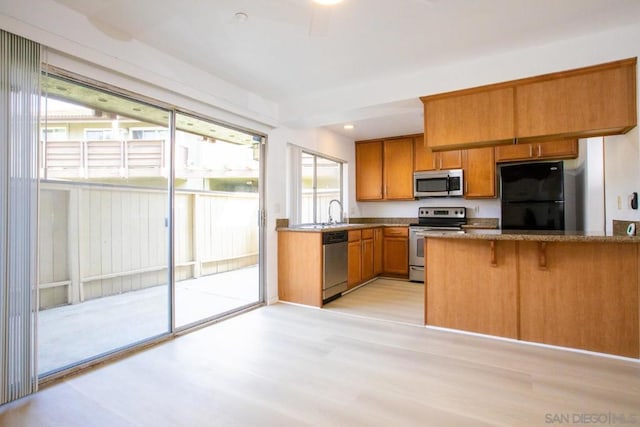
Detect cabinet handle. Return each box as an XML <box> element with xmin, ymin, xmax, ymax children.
<box><xmin>439</xmin><ymin>157</ymin><xmax>442</xmax><ymax>169</ymax></box>
<box><xmin>464</xmin><ymin>181</ymin><xmax>468</xmax><ymax>194</ymax></box>
<box><xmin>538</xmin><ymin>145</ymin><xmax>542</xmax><ymax>157</ymax></box>
<box><xmin>529</xmin><ymin>145</ymin><xmax>533</xmax><ymax>157</ymax></box>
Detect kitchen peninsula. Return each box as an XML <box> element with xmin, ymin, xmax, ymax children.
<box><xmin>422</xmin><ymin>230</ymin><xmax>640</xmax><ymax>358</ymax></box>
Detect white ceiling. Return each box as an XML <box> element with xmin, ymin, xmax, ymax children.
<box><xmin>51</xmin><ymin>0</ymin><xmax>640</xmax><ymax>140</ymax></box>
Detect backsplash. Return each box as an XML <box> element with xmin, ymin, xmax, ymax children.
<box><xmin>349</xmin><ymin>217</ymin><xmax>415</xmax><ymax>225</ymax></box>
<box><xmin>612</xmin><ymin>219</ymin><xmax>640</xmax><ymax>236</ymax></box>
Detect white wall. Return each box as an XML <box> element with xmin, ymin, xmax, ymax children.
<box><xmin>604</xmin><ymin>127</ymin><xmax>640</xmax><ymax>233</ymax></box>
<box><xmin>352</xmin><ymin>199</ymin><xmax>501</xmax><ymax>222</ymax></box>
<box><xmin>575</xmin><ymin>138</ymin><xmax>606</xmax><ymax>232</ymax></box>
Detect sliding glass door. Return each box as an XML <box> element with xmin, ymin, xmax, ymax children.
<box><xmin>37</xmin><ymin>72</ymin><xmax>264</xmax><ymax>376</ymax></box>
<box><xmin>173</xmin><ymin>113</ymin><xmax>262</xmax><ymax>328</ymax></box>
<box><xmin>38</xmin><ymin>74</ymin><xmax>171</xmax><ymax>375</ymax></box>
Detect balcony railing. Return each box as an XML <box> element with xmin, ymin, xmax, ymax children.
<box><xmin>41</xmin><ymin>139</ymin><xmax>167</xmax><ymax>179</ymax></box>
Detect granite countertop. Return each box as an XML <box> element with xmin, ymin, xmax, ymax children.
<box><xmin>418</xmin><ymin>229</ymin><xmax>640</xmax><ymax>243</ymax></box>
<box><xmin>278</xmin><ymin>223</ymin><xmax>409</xmax><ymax>232</ymax></box>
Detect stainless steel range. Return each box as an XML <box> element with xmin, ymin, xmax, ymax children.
<box><xmin>409</xmin><ymin>207</ymin><xmax>466</xmax><ymax>282</ymax></box>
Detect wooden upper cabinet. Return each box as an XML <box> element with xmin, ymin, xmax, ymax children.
<box><xmin>383</xmin><ymin>138</ymin><xmax>414</xmax><ymax>200</ymax></box>
<box><xmin>421</xmin><ymin>58</ymin><xmax>637</xmax><ymax>150</ymax></box>
<box><xmin>516</xmin><ymin>59</ymin><xmax>637</xmax><ymax>139</ymax></box>
<box><xmin>422</xmin><ymin>86</ymin><xmax>515</xmax><ymax>151</ymax></box>
<box><xmin>413</xmin><ymin>135</ymin><xmax>436</xmax><ymax>171</ymax></box>
<box><xmin>414</xmin><ymin>135</ymin><xmax>462</xmax><ymax>171</ymax></box>
<box><xmin>439</xmin><ymin>150</ymin><xmax>463</xmax><ymax>170</ymax></box>
<box><xmin>538</xmin><ymin>138</ymin><xmax>578</xmax><ymax>158</ymax></box>
<box><xmin>463</xmin><ymin>147</ymin><xmax>496</xmax><ymax>198</ymax></box>
<box><xmin>355</xmin><ymin>141</ymin><xmax>383</xmax><ymax>201</ymax></box>
<box><xmin>496</xmin><ymin>138</ymin><xmax>578</xmax><ymax>163</ymax></box>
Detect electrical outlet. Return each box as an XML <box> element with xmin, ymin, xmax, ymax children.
<box><xmin>474</xmin><ymin>205</ymin><xmax>480</xmax><ymax>214</ymax></box>
<box><xmin>617</xmin><ymin>196</ymin><xmax>622</xmax><ymax>210</ymax></box>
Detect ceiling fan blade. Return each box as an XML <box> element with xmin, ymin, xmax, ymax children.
<box><xmin>309</xmin><ymin>5</ymin><xmax>331</xmax><ymax>37</ymax></box>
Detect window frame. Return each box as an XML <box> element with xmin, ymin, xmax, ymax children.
<box><xmin>300</xmin><ymin>150</ymin><xmax>344</xmax><ymax>224</ymax></box>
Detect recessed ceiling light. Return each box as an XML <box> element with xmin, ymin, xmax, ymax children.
<box><xmin>343</xmin><ymin>124</ymin><xmax>355</xmax><ymax>130</ymax></box>
<box><xmin>234</xmin><ymin>12</ymin><xmax>248</xmax><ymax>22</ymax></box>
<box><xmin>313</xmin><ymin>0</ymin><xmax>343</xmax><ymax>5</ymax></box>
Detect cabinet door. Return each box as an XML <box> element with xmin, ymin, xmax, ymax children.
<box><xmin>383</xmin><ymin>237</ymin><xmax>408</xmax><ymax>276</ymax></box>
<box><xmin>438</xmin><ymin>150</ymin><xmax>463</xmax><ymax>170</ymax></box>
<box><xmin>355</xmin><ymin>141</ymin><xmax>383</xmax><ymax>201</ymax></box>
<box><xmin>347</xmin><ymin>240</ymin><xmax>362</xmax><ymax>289</ymax></box>
<box><xmin>463</xmin><ymin>147</ymin><xmax>496</xmax><ymax>198</ymax></box>
<box><xmin>536</xmin><ymin>138</ymin><xmax>578</xmax><ymax>159</ymax></box>
<box><xmin>426</xmin><ymin>239</ymin><xmax>518</xmax><ymax>338</ymax></box>
<box><xmin>413</xmin><ymin>135</ymin><xmax>437</xmax><ymax>171</ymax></box>
<box><xmin>361</xmin><ymin>237</ymin><xmax>374</xmax><ymax>282</ymax></box>
<box><xmin>383</xmin><ymin>138</ymin><xmax>414</xmax><ymax>200</ymax></box>
<box><xmin>423</xmin><ymin>86</ymin><xmax>515</xmax><ymax>150</ymax></box>
<box><xmin>495</xmin><ymin>143</ymin><xmax>534</xmax><ymax>162</ymax></box>
<box><xmin>373</xmin><ymin>228</ymin><xmax>383</xmax><ymax>275</ymax></box>
<box><xmin>516</xmin><ymin>62</ymin><xmax>637</xmax><ymax>139</ymax></box>
<box><xmin>519</xmin><ymin>242</ymin><xmax>639</xmax><ymax>358</ymax></box>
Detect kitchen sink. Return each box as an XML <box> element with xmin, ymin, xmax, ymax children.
<box><xmin>294</xmin><ymin>223</ymin><xmax>358</xmax><ymax>230</ymax></box>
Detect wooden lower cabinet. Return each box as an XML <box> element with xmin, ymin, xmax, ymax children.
<box><xmin>519</xmin><ymin>242</ymin><xmax>639</xmax><ymax>358</ymax></box>
<box><xmin>425</xmin><ymin>239</ymin><xmax>518</xmax><ymax>338</ymax></box>
<box><xmin>373</xmin><ymin>228</ymin><xmax>383</xmax><ymax>275</ymax></box>
<box><xmin>382</xmin><ymin>227</ymin><xmax>409</xmax><ymax>276</ymax></box>
<box><xmin>278</xmin><ymin>231</ymin><xmax>323</xmax><ymax>307</ymax></box>
<box><xmin>361</xmin><ymin>229</ymin><xmax>375</xmax><ymax>282</ymax></box>
<box><xmin>347</xmin><ymin>230</ymin><xmax>362</xmax><ymax>289</ymax></box>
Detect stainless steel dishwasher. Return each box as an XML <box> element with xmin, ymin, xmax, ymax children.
<box><xmin>322</xmin><ymin>230</ymin><xmax>348</xmax><ymax>304</ymax></box>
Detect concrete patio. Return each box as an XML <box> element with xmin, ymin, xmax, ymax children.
<box><xmin>38</xmin><ymin>265</ymin><xmax>260</xmax><ymax>375</ymax></box>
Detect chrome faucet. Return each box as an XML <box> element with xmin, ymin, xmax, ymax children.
<box><xmin>328</xmin><ymin>199</ymin><xmax>343</xmax><ymax>224</ymax></box>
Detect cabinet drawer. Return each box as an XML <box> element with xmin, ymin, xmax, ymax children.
<box><xmin>348</xmin><ymin>230</ymin><xmax>361</xmax><ymax>242</ymax></box>
<box><xmin>383</xmin><ymin>227</ymin><xmax>408</xmax><ymax>237</ymax></box>
<box><xmin>361</xmin><ymin>229</ymin><xmax>374</xmax><ymax>239</ymax></box>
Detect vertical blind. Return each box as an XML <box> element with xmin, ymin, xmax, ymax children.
<box><xmin>0</xmin><ymin>30</ymin><xmax>40</xmax><ymax>404</ymax></box>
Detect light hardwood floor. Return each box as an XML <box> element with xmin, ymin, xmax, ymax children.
<box><xmin>1</xmin><ymin>302</ymin><xmax>639</xmax><ymax>426</ymax></box>
<box><xmin>323</xmin><ymin>278</ymin><xmax>424</xmax><ymax>325</ymax></box>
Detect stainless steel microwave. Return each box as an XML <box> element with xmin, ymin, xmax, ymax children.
<box><xmin>414</xmin><ymin>169</ymin><xmax>464</xmax><ymax>198</ymax></box>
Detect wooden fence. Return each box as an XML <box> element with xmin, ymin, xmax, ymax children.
<box><xmin>39</xmin><ymin>181</ymin><xmax>258</xmax><ymax>310</ymax></box>
<box><xmin>42</xmin><ymin>139</ymin><xmax>167</xmax><ymax>179</ymax></box>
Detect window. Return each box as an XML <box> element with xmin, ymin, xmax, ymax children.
<box><xmin>41</xmin><ymin>127</ymin><xmax>67</xmax><ymax>141</ymax></box>
<box><xmin>300</xmin><ymin>152</ymin><xmax>343</xmax><ymax>224</ymax></box>
<box><xmin>131</xmin><ymin>127</ymin><xmax>168</xmax><ymax>140</ymax></box>
<box><xmin>84</xmin><ymin>128</ymin><xmax>116</xmax><ymax>140</ymax></box>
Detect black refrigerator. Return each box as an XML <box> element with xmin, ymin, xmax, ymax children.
<box><xmin>500</xmin><ymin>161</ymin><xmax>565</xmax><ymax>230</ymax></box>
